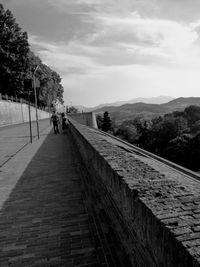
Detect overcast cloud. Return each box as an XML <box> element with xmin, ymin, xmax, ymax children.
<box><xmin>2</xmin><ymin>0</ymin><xmax>200</xmax><ymax>106</ymax></box>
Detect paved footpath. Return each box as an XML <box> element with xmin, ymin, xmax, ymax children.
<box><xmin>0</xmin><ymin>119</ymin><xmax>50</xmax><ymax>167</ymax></box>
<box><xmin>0</xmin><ymin>125</ymin><xmax>130</xmax><ymax>267</ymax></box>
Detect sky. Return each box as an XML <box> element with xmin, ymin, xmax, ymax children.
<box><xmin>2</xmin><ymin>0</ymin><xmax>200</xmax><ymax>107</ymax></box>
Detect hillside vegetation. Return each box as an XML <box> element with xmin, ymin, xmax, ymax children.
<box><xmin>113</xmin><ymin>105</ymin><xmax>200</xmax><ymax>172</ymax></box>
<box><xmin>95</xmin><ymin>97</ymin><xmax>200</xmax><ymax>123</ymax></box>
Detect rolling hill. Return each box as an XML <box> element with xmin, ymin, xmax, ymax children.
<box><xmin>94</xmin><ymin>97</ymin><xmax>200</xmax><ymax>122</ymax></box>
<box><xmin>163</xmin><ymin>97</ymin><xmax>200</xmax><ymax>110</ymax></box>
<box><xmin>75</xmin><ymin>96</ymin><xmax>173</xmax><ymax>112</ymax></box>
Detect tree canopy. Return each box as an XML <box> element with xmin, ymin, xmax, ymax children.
<box><xmin>102</xmin><ymin>112</ymin><xmax>112</xmax><ymax>132</ymax></box>
<box><xmin>0</xmin><ymin>3</ymin><xmax>64</xmax><ymax>106</ymax></box>
<box><xmin>0</xmin><ymin>4</ymin><xmax>29</xmax><ymax>95</ymax></box>
<box><xmin>96</xmin><ymin>112</ymin><xmax>113</xmax><ymax>132</ymax></box>
<box><xmin>114</xmin><ymin>105</ymin><xmax>200</xmax><ymax>172</ymax></box>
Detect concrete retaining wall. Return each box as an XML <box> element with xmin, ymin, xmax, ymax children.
<box><xmin>0</xmin><ymin>100</ymin><xmax>50</xmax><ymax>126</ymax></box>
<box><xmin>69</xmin><ymin>118</ymin><xmax>200</xmax><ymax>267</ymax></box>
<box><xmin>68</xmin><ymin>112</ymin><xmax>97</xmax><ymax>128</ymax></box>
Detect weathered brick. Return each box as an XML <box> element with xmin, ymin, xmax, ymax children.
<box><xmin>172</xmin><ymin>227</ymin><xmax>192</xmax><ymax>236</ymax></box>
<box><xmin>183</xmin><ymin>239</ymin><xmax>200</xmax><ymax>248</ymax></box>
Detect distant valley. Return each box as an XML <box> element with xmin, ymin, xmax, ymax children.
<box><xmin>75</xmin><ymin>96</ymin><xmax>174</xmax><ymax>112</ymax></box>
<box><xmin>93</xmin><ymin>97</ymin><xmax>200</xmax><ymax>123</ymax></box>
<box><xmin>75</xmin><ymin>96</ymin><xmax>200</xmax><ymax>123</ymax></box>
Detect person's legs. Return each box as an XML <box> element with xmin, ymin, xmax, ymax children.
<box><xmin>53</xmin><ymin>122</ymin><xmax>57</xmax><ymax>134</ymax></box>
<box><xmin>56</xmin><ymin>124</ymin><xmax>59</xmax><ymax>134</ymax></box>
<box><xmin>54</xmin><ymin>122</ymin><xmax>59</xmax><ymax>134</ymax></box>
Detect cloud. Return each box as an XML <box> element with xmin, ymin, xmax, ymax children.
<box><xmin>94</xmin><ymin>13</ymin><xmax>197</xmax><ymax>47</ymax></box>
<box><xmin>6</xmin><ymin>0</ymin><xmax>200</xmax><ymax>106</ymax></box>
<box><xmin>47</xmin><ymin>0</ymin><xmax>200</xmax><ymax>21</ymax></box>
<box><xmin>83</xmin><ymin>12</ymin><xmax>199</xmax><ymax>68</ymax></box>
<box><xmin>29</xmin><ymin>7</ymin><xmax>200</xmax><ymax>80</ymax></box>
<box><xmin>47</xmin><ymin>0</ymin><xmax>96</xmax><ymax>14</ymax></box>
<box><xmin>47</xmin><ymin>0</ymin><xmax>121</xmax><ymax>12</ymax></box>
<box><xmin>8</xmin><ymin>0</ymin><xmax>200</xmax><ymax>70</ymax></box>
<box><xmin>29</xmin><ymin>35</ymin><xmax>103</xmax><ymax>76</ymax></box>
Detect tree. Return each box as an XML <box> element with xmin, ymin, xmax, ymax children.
<box><xmin>115</xmin><ymin>124</ymin><xmax>138</xmax><ymax>143</ymax></box>
<box><xmin>174</xmin><ymin>116</ymin><xmax>188</xmax><ymax>134</ymax></box>
<box><xmin>102</xmin><ymin>111</ymin><xmax>112</xmax><ymax>132</ymax></box>
<box><xmin>96</xmin><ymin>114</ymin><xmax>103</xmax><ymax>129</ymax></box>
<box><xmin>0</xmin><ymin>3</ymin><xmax>64</xmax><ymax>105</ymax></box>
<box><xmin>0</xmin><ymin>4</ymin><xmax>29</xmax><ymax>96</ymax></box>
<box><xmin>184</xmin><ymin>105</ymin><xmax>200</xmax><ymax>127</ymax></box>
<box><xmin>190</xmin><ymin>133</ymin><xmax>200</xmax><ymax>171</ymax></box>
<box><xmin>163</xmin><ymin>135</ymin><xmax>192</xmax><ymax>168</ymax></box>
<box><xmin>132</xmin><ymin>118</ymin><xmax>151</xmax><ymax>148</ymax></box>
<box><xmin>114</xmin><ymin>105</ymin><xmax>200</xmax><ymax>171</ymax></box>
<box><xmin>191</xmin><ymin>120</ymin><xmax>200</xmax><ymax>134</ymax></box>
<box><xmin>24</xmin><ymin>52</ymin><xmax>64</xmax><ymax>107</ymax></box>
<box><xmin>68</xmin><ymin>106</ymin><xmax>78</xmax><ymax>114</ymax></box>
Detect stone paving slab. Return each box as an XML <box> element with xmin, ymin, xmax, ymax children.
<box><xmin>0</xmin><ymin>129</ymin><xmax>106</xmax><ymax>266</ymax></box>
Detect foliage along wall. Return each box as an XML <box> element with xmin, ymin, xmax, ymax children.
<box><xmin>0</xmin><ymin>3</ymin><xmax>64</xmax><ymax>107</ymax></box>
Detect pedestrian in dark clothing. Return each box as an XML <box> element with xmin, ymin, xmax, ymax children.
<box><xmin>61</xmin><ymin>112</ymin><xmax>68</xmax><ymax>131</ymax></box>
<box><xmin>50</xmin><ymin>111</ymin><xmax>60</xmax><ymax>134</ymax></box>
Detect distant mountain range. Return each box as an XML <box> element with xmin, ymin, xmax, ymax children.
<box><xmin>92</xmin><ymin>97</ymin><xmax>200</xmax><ymax>122</ymax></box>
<box><xmin>75</xmin><ymin>96</ymin><xmax>174</xmax><ymax>112</ymax></box>
<box><xmin>74</xmin><ymin>97</ymin><xmax>200</xmax><ymax>123</ymax></box>
<box><xmin>162</xmin><ymin>97</ymin><xmax>200</xmax><ymax>110</ymax></box>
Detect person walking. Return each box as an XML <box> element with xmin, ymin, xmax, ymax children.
<box><xmin>61</xmin><ymin>112</ymin><xmax>68</xmax><ymax>132</ymax></box>
<box><xmin>50</xmin><ymin>111</ymin><xmax>60</xmax><ymax>134</ymax></box>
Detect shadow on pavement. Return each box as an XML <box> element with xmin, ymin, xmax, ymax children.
<box><xmin>0</xmin><ymin>129</ymin><xmax>131</xmax><ymax>266</ymax></box>
<box><xmin>0</xmin><ymin>130</ymin><xmax>104</xmax><ymax>266</ymax></box>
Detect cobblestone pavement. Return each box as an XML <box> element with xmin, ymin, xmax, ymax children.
<box><xmin>0</xmin><ymin>128</ymin><xmax>128</xmax><ymax>266</ymax></box>
<box><xmin>0</xmin><ymin>119</ymin><xmax>50</xmax><ymax>167</ymax></box>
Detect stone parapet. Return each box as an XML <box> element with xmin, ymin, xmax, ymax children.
<box><xmin>68</xmin><ymin>112</ymin><xmax>98</xmax><ymax>128</ymax></box>
<box><xmin>69</xmin><ymin>118</ymin><xmax>200</xmax><ymax>267</ymax></box>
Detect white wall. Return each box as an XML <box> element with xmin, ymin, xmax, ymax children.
<box><xmin>68</xmin><ymin>112</ymin><xmax>98</xmax><ymax>128</ymax></box>
<box><xmin>0</xmin><ymin>100</ymin><xmax>50</xmax><ymax>126</ymax></box>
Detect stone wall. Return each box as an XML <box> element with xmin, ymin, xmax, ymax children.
<box><xmin>68</xmin><ymin>112</ymin><xmax>98</xmax><ymax>128</ymax></box>
<box><xmin>0</xmin><ymin>100</ymin><xmax>50</xmax><ymax>126</ymax></box>
<box><xmin>69</xmin><ymin>118</ymin><xmax>200</xmax><ymax>267</ymax></box>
